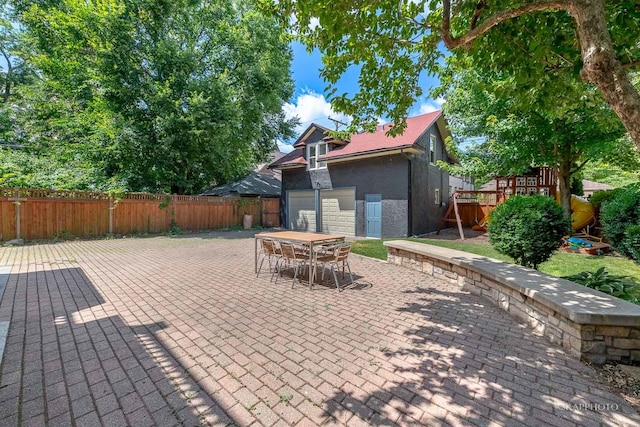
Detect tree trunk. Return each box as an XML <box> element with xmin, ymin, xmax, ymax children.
<box><xmin>571</xmin><ymin>0</ymin><xmax>640</xmax><ymax>150</ymax></box>
<box><xmin>558</xmin><ymin>156</ymin><xmax>572</xmax><ymax>221</ymax></box>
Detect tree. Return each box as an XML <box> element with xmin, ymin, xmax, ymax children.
<box><xmin>15</xmin><ymin>0</ymin><xmax>296</xmax><ymax>194</ymax></box>
<box><xmin>438</xmin><ymin>65</ymin><xmax>626</xmax><ymax>218</ymax></box>
<box><xmin>269</xmin><ymin>1</ymin><xmax>640</xmax><ymax>149</ymax></box>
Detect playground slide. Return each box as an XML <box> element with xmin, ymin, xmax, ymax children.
<box><xmin>570</xmin><ymin>194</ymin><xmax>596</xmax><ymax>231</ymax></box>
<box><xmin>470</xmin><ymin>194</ymin><xmax>595</xmax><ymax>232</ymax></box>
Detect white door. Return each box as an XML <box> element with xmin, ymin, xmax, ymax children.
<box><xmin>321</xmin><ymin>189</ymin><xmax>355</xmax><ymax>236</ymax></box>
<box><xmin>288</xmin><ymin>190</ymin><xmax>316</xmax><ymax>232</ymax></box>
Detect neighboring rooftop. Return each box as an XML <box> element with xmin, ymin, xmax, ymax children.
<box><xmin>200</xmin><ymin>171</ymin><xmax>281</xmax><ymax>197</ymax></box>
<box><xmin>582</xmin><ymin>179</ymin><xmax>614</xmax><ymax>193</ymax></box>
<box><xmin>255</xmin><ymin>150</ymin><xmax>287</xmax><ymax>177</ymax></box>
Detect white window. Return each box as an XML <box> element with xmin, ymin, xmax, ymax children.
<box><xmin>307</xmin><ymin>142</ymin><xmax>328</xmax><ymax>170</ymax></box>
<box><xmin>429</xmin><ymin>134</ymin><xmax>436</xmax><ymax>165</ymax></box>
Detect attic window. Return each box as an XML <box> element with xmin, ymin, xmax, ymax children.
<box><xmin>307</xmin><ymin>142</ymin><xmax>328</xmax><ymax>170</ymax></box>
<box><xmin>429</xmin><ymin>134</ymin><xmax>437</xmax><ymax>165</ymax></box>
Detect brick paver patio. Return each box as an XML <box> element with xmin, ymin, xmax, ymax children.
<box><xmin>0</xmin><ymin>233</ymin><xmax>638</xmax><ymax>426</ymax></box>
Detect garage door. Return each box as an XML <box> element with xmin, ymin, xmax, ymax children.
<box><xmin>288</xmin><ymin>190</ymin><xmax>316</xmax><ymax>232</ymax></box>
<box><xmin>321</xmin><ymin>188</ymin><xmax>355</xmax><ymax>237</ymax></box>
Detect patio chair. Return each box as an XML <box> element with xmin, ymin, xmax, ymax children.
<box><xmin>275</xmin><ymin>242</ymin><xmax>310</xmax><ymax>288</ymax></box>
<box><xmin>256</xmin><ymin>239</ymin><xmax>282</xmax><ymax>279</ymax></box>
<box><xmin>315</xmin><ymin>243</ymin><xmax>354</xmax><ymax>291</ymax></box>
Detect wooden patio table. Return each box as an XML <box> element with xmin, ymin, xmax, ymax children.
<box><xmin>255</xmin><ymin>231</ymin><xmax>345</xmax><ymax>288</ymax></box>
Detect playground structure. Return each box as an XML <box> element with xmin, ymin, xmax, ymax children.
<box><xmin>438</xmin><ymin>167</ymin><xmax>598</xmax><ymax>240</ymax></box>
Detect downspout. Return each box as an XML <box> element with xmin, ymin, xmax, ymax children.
<box><xmin>402</xmin><ymin>149</ymin><xmax>412</xmax><ymax>237</ymax></box>
<box><xmin>315</xmin><ymin>188</ymin><xmax>321</xmax><ymax>232</ymax></box>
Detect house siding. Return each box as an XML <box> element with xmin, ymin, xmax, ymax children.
<box><xmin>281</xmin><ymin>155</ymin><xmax>410</xmax><ymax>238</ymax></box>
<box><xmin>410</xmin><ymin>128</ymin><xmax>450</xmax><ymax>235</ymax></box>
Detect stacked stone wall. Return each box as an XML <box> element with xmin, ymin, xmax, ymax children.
<box><xmin>387</xmin><ymin>245</ymin><xmax>640</xmax><ymax>364</ymax></box>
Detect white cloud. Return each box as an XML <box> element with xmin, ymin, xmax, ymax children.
<box><xmin>416</xmin><ymin>97</ymin><xmax>446</xmax><ymax>115</ymax></box>
<box><xmin>283</xmin><ymin>90</ymin><xmax>350</xmax><ymax>135</ymax></box>
<box><xmin>308</xmin><ymin>17</ymin><xmax>320</xmax><ymax>31</ymax></box>
<box><xmin>288</xmin><ymin>15</ymin><xmax>320</xmax><ymax>35</ymax></box>
<box><xmin>276</xmin><ymin>139</ymin><xmax>294</xmax><ymax>153</ymax></box>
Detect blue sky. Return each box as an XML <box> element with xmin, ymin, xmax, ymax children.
<box><xmin>279</xmin><ymin>41</ymin><xmax>444</xmax><ymax>152</ymax></box>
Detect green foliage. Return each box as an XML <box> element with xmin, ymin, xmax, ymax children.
<box><xmin>563</xmin><ymin>267</ymin><xmax>638</xmax><ymax>304</ymax></box>
<box><xmin>624</xmin><ymin>225</ymin><xmax>640</xmax><ymax>263</ymax></box>
<box><xmin>600</xmin><ymin>184</ymin><xmax>640</xmax><ymax>258</ymax></box>
<box><xmin>589</xmin><ymin>189</ymin><xmax>624</xmax><ymax>210</ymax></box>
<box><xmin>3</xmin><ymin>0</ymin><xmax>295</xmax><ymax>194</ymax></box>
<box><xmin>269</xmin><ymin>0</ymin><xmax>640</xmax><ymax>145</ymax></box>
<box><xmin>570</xmin><ymin>175</ymin><xmax>584</xmax><ymax>197</ymax></box>
<box><xmin>0</xmin><ymin>146</ymin><xmax>105</xmax><ymax>190</ymax></box>
<box><xmin>488</xmin><ymin>195</ymin><xmax>570</xmax><ymax>269</ymax></box>
<box><xmin>167</xmin><ymin>220</ymin><xmax>182</xmax><ymax>236</ymax></box>
<box><xmin>237</xmin><ymin>198</ymin><xmax>252</xmax><ymax>214</ymax></box>
<box><xmin>436</xmin><ymin>64</ymin><xmax>624</xmax><ymax>219</ymax></box>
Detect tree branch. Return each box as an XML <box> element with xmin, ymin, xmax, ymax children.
<box><xmin>441</xmin><ymin>0</ymin><xmax>572</xmax><ymax>49</ymax></box>
<box><xmin>470</xmin><ymin>1</ymin><xmax>488</xmax><ymax>30</ymax></box>
<box><xmin>571</xmin><ymin>158</ymin><xmax>589</xmax><ymax>174</ymax></box>
<box><xmin>622</xmin><ymin>59</ymin><xmax>640</xmax><ymax>69</ymax></box>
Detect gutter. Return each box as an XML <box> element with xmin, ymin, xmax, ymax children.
<box><xmin>322</xmin><ymin>146</ymin><xmax>423</xmax><ymax>163</ymax></box>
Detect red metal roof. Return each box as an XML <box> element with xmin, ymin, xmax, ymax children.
<box><xmin>322</xmin><ymin>111</ymin><xmax>442</xmax><ymax>160</ymax></box>
<box><xmin>269</xmin><ymin>111</ymin><xmax>443</xmax><ymax>168</ymax></box>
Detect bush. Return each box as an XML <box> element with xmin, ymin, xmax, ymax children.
<box><xmin>488</xmin><ymin>195</ymin><xmax>570</xmax><ymax>269</ymax></box>
<box><xmin>589</xmin><ymin>188</ymin><xmax>623</xmax><ymax>210</ymax></box>
<box><xmin>623</xmin><ymin>225</ymin><xmax>640</xmax><ymax>263</ymax></box>
<box><xmin>563</xmin><ymin>267</ymin><xmax>639</xmax><ymax>304</ymax></box>
<box><xmin>600</xmin><ymin>184</ymin><xmax>640</xmax><ymax>258</ymax></box>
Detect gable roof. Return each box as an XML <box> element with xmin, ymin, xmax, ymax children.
<box><xmin>200</xmin><ymin>171</ymin><xmax>281</xmax><ymax>197</ymax></box>
<box><xmin>323</xmin><ymin>111</ymin><xmax>443</xmax><ymax>161</ymax></box>
<box><xmin>292</xmin><ymin>123</ymin><xmax>331</xmax><ymax>148</ymax></box>
<box><xmin>269</xmin><ymin>111</ymin><xmax>447</xmax><ymax>169</ymax></box>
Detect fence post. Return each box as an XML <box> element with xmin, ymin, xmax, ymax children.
<box><xmin>109</xmin><ymin>199</ymin><xmax>113</xmax><ymax>234</ymax></box>
<box><xmin>8</xmin><ymin>189</ymin><xmax>27</xmax><ymax>240</ymax></box>
<box><xmin>258</xmin><ymin>197</ymin><xmax>263</xmax><ymax>227</ymax></box>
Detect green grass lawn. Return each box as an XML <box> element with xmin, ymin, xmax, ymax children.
<box><xmin>351</xmin><ymin>238</ymin><xmax>640</xmax><ymax>281</ymax></box>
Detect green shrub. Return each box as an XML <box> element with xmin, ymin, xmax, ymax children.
<box><xmin>600</xmin><ymin>184</ymin><xmax>640</xmax><ymax>258</ymax></box>
<box><xmin>488</xmin><ymin>195</ymin><xmax>570</xmax><ymax>269</ymax></box>
<box><xmin>563</xmin><ymin>267</ymin><xmax>638</xmax><ymax>304</ymax></box>
<box><xmin>623</xmin><ymin>225</ymin><xmax>640</xmax><ymax>263</ymax></box>
<box><xmin>589</xmin><ymin>188</ymin><xmax>623</xmax><ymax>210</ymax></box>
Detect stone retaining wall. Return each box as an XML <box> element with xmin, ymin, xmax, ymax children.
<box><xmin>384</xmin><ymin>241</ymin><xmax>640</xmax><ymax>364</ymax></box>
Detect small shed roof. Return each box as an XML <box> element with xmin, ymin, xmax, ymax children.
<box><xmin>200</xmin><ymin>172</ymin><xmax>281</xmax><ymax>197</ymax></box>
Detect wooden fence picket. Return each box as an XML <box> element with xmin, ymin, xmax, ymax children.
<box><xmin>0</xmin><ymin>188</ymin><xmax>280</xmax><ymax>242</ymax></box>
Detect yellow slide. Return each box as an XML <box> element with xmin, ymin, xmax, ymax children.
<box><xmin>570</xmin><ymin>194</ymin><xmax>596</xmax><ymax>231</ymax></box>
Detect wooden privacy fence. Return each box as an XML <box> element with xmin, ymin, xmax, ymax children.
<box><xmin>0</xmin><ymin>188</ymin><xmax>280</xmax><ymax>242</ymax></box>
